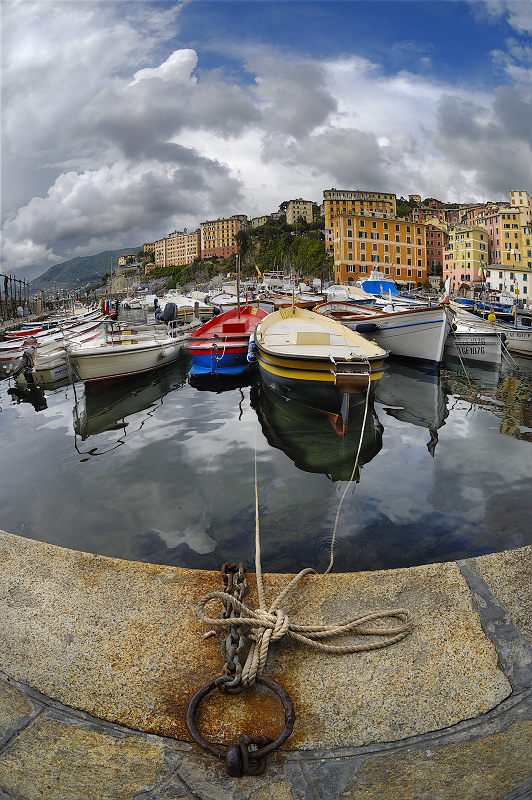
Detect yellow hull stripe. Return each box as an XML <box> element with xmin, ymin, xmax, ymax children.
<box><xmin>257</xmin><ymin>356</ymin><xmax>385</xmax><ymax>384</ymax></box>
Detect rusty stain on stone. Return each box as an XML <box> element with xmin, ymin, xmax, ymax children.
<box><xmin>0</xmin><ymin>530</ymin><xmax>525</xmax><ymax>751</ymax></box>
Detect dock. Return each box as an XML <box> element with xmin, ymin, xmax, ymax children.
<box><xmin>0</xmin><ymin>530</ymin><xmax>531</xmax><ymax>799</ymax></box>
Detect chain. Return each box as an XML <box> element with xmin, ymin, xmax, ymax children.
<box><xmin>215</xmin><ymin>562</ymin><xmax>249</xmax><ymax>694</ymax></box>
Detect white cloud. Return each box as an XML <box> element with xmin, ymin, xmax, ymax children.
<box><xmin>2</xmin><ymin>1</ymin><xmax>531</xmax><ymax>279</ymax></box>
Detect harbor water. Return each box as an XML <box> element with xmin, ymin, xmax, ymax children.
<box><xmin>1</xmin><ymin>313</ymin><xmax>531</xmax><ymax>574</ymax></box>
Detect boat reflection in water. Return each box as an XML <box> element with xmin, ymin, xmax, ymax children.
<box><xmin>252</xmin><ymin>383</ymin><xmax>383</xmax><ymax>481</ymax></box>
<box><xmin>73</xmin><ymin>360</ymin><xmax>190</xmax><ymax>440</ymax></box>
<box><xmin>188</xmin><ymin>365</ymin><xmax>259</xmax><ymax>394</ymax></box>
<box><xmin>441</xmin><ymin>357</ymin><xmax>532</xmax><ymax>444</ymax></box>
<box><xmin>374</xmin><ymin>362</ymin><xmax>449</xmax><ymax>456</ymax></box>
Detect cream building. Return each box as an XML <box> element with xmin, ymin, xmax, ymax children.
<box><xmin>285</xmin><ymin>199</ymin><xmax>314</xmax><ymax>225</ymax></box>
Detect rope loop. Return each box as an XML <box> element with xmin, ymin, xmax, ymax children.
<box><xmin>198</xmin><ymin>575</ymin><xmax>414</xmax><ymax>686</ymax></box>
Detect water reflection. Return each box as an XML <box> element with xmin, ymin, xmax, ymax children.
<box><xmin>252</xmin><ymin>383</ymin><xmax>383</xmax><ymax>481</ymax></box>
<box><xmin>375</xmin><ymin>363</ymin><xmax>449</xmax><ymax>456</ymax></box>
<box><xmin>7</xmin><ymin>384</ymin><xmax>48</xmax><ymax>412</ymax></box>
<box><xmin>188</xmin><ymin>366</ymin><xmax>259</xmax><ymax>395</ymax></box>
<box><xmin>441</xmin><ymin>358</ymin><xmax>532</xmax><ymax>444</ymax></box>
<box><xmin>73</xmin><ymin>360</ymin><xmax>190</xmax><ymax>442</ymax></box>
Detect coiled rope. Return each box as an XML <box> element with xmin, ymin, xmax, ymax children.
<box><xmin>198</xmin><ymin>377</ymin><xmax>413</xmax><ymax>688</ymax></box>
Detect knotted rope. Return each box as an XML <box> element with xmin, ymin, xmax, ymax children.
<box><xmin>198</xmin><ymin>583</ymin><xmax>413</xmax><ymax>687</ymax></box>
<box><xmin>198</xmin><ymin>414</ymin><xmax>413</xmax><ymax>687</ymax></box>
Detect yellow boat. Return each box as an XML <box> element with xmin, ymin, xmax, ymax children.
<box><xmin>255</xmin><ymin>307</ymin><xmax>388</xmax><ymax>417</ymax></box>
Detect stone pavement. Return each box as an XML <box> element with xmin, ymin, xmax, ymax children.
<box><xmin>0</xmin><ymin>531</ymin><xmax>531</xmax><ymax>799</ymax></box>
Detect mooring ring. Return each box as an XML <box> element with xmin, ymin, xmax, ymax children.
<box><xmin>186</xmin><ymin>675</ymin><xmax>296</xmax><ymax>761</ymax></box>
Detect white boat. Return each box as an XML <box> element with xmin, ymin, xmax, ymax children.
<box><xmin>314</xmin><ymin>301</ymin><xmax>451</xmax><ymax>366</ymax></box>
<box><xmin>155</xmin><ymin>291</ymin><xmax>214</xmax><ymax>322</ymax></box>
<box><xmin>449</xmin><ymin>308</ymin><xmax>532</xmax><ymax>359</ymax></box>
<box><xmin>444</xmin><ymin>319</ymin><xmax>503</xmax><ymax>364</ymax></box>
<box><xmin>67</xmin><ymin>320</ymin><xmax>198</xmax><ymax>392</ymax></box>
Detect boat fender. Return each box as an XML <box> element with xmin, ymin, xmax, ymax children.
<box><xmin>160</xmin><ymin>345</ymin><xmax>176</xmax><ymax>358</ymax></box>
<box><xmin>247</xmin><ymin>333</ymin><xmax>257</xmax><ymax>362</ymax></box>
<box><xmin>355</xmin><ymin>322</ymin><xmax>379</xmax><ymax>333</ymax></box>
<box><xmin>213</xmin><ymin>306</ymin><xmax>221</xmax><ymax>317</ymax></box>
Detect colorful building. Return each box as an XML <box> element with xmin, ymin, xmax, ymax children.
<box><xmin>443</xmin><ymin>224</ymin><xmax>489</xmax><ymax>291</ymax></box>
<box><xmin>424</xmin><ymin>218</ymin><xmax>448</xmax><ymax>275</ymax></box>
<box><xmin>117</xmin><ymin>254</ymin><xmax>137</xmax><ymax>266</ymax></box>
<box><xmin>332</xmin><ymin>211</ymin><xmax>427</xmax><ymax>286</ymax></box>
<box><xmin>285</xmin><ymin>199</ymin><xmax>314</xmax><ymax>226</ymax></box>
<box><xmin>200</xmin><ymin>215</ymin><xmax>248</xmax><ymax>260</ymax></box>
<box><xmin>323</xmin><ymin>189</ymin><xmax>397</xmax><ymax>232</ymax></box>
<box><xmin>154</xmin><ymin>230</ymin><xmax>201</xmax><ymax>268</ymax></box>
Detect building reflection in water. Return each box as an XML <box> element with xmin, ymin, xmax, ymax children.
<box><xmin>441</xmin><ymin>358</ymin><xmax>532</xmax><ymax>444</ymax></box>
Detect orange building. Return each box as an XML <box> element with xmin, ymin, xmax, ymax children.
<box><xmin>200</xmin><ymin>215</ymin><xmax>248</xmax><ymax>260</ymax></box>
<box><xmin>323</xmin><ymin>189</ymin><xmax>397</xmax><ymax>236</ymax></box>
<box><xmin>333</xmin><ymin>211</ymin><xmax>427</xmax><ymax>286</ymax></box>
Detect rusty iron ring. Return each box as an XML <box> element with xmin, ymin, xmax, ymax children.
<box><xmin>186</xmin><ymin>675</ymin><xmax>296</xmax><ymax>762</ymax></box>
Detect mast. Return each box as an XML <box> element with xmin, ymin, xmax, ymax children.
<box><xmin>236</xmin><ymin>254</ymin><xmax>241</xmax><ymax>319</ymax></box>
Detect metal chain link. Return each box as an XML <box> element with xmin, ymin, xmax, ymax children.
<box><xmin>215</xmin><ymin>562</ymin><xmax>249</xmax><ymax>693</ymax></box>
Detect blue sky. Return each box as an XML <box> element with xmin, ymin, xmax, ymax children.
<box><xmin>1</xmin><ymin>0</ymin><xmax>531</xmax><ymax>279</ymax></box>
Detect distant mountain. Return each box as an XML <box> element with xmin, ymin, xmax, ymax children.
<box><xmin>28</xmin><ymin>247</ymin><xmax>141</xmax><ymax>295</ymax></box>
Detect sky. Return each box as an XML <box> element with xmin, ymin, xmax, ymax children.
<box><xmin>1</xmin><ymin>0</ymin><xmax>532</xmax><ymax>281</ymax></box>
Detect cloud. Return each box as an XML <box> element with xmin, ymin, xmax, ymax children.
<box><xmin>469</xmin><ymin>0</ymin><xmax>532</xmax><ymax>34</ymax></box>
<box><xmin>2</xmin><ymin>1</ymin><xmax>531</xmax><ymax>279</ymax></box>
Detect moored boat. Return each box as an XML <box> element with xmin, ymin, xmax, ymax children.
<box><xmin>254</xmin><ymin>307</ymin><xmax>388</xmax><ymax>421</ymax></box>
<box><xmin>186</xmin><ymin>305</ymin><xmax>268</xmax><ymax>376</ymax></box>
<box><xmin>314</xmin><ymin>301</ymin><xmax>451</xmax><ymax>366</ymax></box>
<box><xmin>67</xmin><ymin>320</ymin><xmax>197</xmax><ymax>392</ymax></box>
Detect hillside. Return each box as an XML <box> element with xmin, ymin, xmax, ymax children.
<box><xmin>28</xmin><ymin>247</ymin><xmax>141</xmax><ymax>295</ymax></box>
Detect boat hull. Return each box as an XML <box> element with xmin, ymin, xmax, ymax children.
<box><xmin>444</xmin><ymin>331</ymin><xmax>502</xmax><ymax>364</ymax></box>
<box><xmin>69</xmin><ymin>339</ymin><xmax>186</xmax><ymax>392</ymax></box>
<box><xmin>317</xmin><ymin>304</ymin><xmax>451</xmax><ymax>366</ymax></box>
<box><xmin>255</xmin><ymin>307</ymin><xmax>387</xmax><ymax>415</ymax></box>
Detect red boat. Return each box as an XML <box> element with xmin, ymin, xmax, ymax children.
<box><xmin>186</xmin><ymin>305</ymin><xmax>268</xmax><ymax>375</ymax></box>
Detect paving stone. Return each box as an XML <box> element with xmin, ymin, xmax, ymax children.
<box><xmin>338</xmin><ymin>720</ymin><xmax>532</xmax><ymax>800</ymax></box>
<box><xmin>0</xmin><ymin>718</ymin><xmax>167</xmax><ymax>800</ymax></box>
<box><xmin>0</xmin><ymin>682</ymin><xmax>34</xmax><ymax>743</ymax></box>
<box><xmin>474</xmin><ymin>549</ymin><xmax>532</xmax><ymax>647</ymax></box>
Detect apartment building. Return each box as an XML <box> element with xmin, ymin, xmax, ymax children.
<box><xmin>250</xmin><ymin>215</ymin><xmax>271</xmax><ymax>228</ymax></box>
<box><xmin>143</xmin><ymin>242</ymin><xmax>155</xmax><ymax>255</ymax></box>
<box><xmin>485</xmin><ymin>267</ymin><xmax>530</xmax><ymax>298</ymax></box>
<box><xmin>323</xmin><ymin>190</ymin><xmax>397</xmax><ymax>249</ymax></box>
<box><xmin>333</xmin><ymin>211</ymin><xmax>427</xmax><ymax>286</ymax></box>
<box><xmin>443</xmin><ymin>224</ymin><xmax>488</xmax><ymax>289</ymax></box>
<box><xmin>424</xmin><ymin>219</ymin><xmax>448</xmax><ymax>275</ymax></box>
<box><xmin>285</xmin><ymin>199</ymin><xmax>314</xmax><ymax>225</ymax></box>
<box><xmin>154</xmin><ymin>230</ymin><xmax>201</xmax><ymax>268</ymax></box>
<box><xmin>200</xmin><ymin>215</ymin><xmax>248</xmax><ymax>260</ymax></box>
<box><xmin>117</xmin><ymin>254</ymin><xmax>137</xmax><ymax>266</ymax></box>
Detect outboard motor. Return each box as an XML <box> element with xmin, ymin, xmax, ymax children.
<box><xmin>162</xmin><ymin>302</ymin><xmax>177</xmax><ymax>322</ymax></box>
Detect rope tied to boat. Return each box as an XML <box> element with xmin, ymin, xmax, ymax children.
<box><xmin>187</xmin><ymin>354</ymin><xmax>413</xmax><ymax>776</ymax></box>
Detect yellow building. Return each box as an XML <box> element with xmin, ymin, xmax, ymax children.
<box><xmin>285</xmin><ymin>198</ymin><xmax>314</xmax><ymax>225</ymax></box>
<box><xmin>143</xmin><ymin>242</ymin><xmax>155</xmax><ymax>254</ymax></box>
<box><xmin>154</xmin><ymin>230</ymin><xmax>201</xmax><ymax>268</ymax></box>
<box><xmin>443</xmin><ymin>224</ymin><xmax>489</xmax><ymax>290</ymax></box>
<box><xmin>200</xmin><ymin>215</ymin><xmax>248</xmax><ymax>259</ymax></box>
<box><xmin>117</xmin><ymin>254</ymin><xmax>136</xmax><ymax>266</ymax></box>
<box><xmin>323</xmin><ymin>189</ymin><xmax>397</xmax><ymax>231</ymax></box>
<box><xmin>333</xmin><ymin>211</ymin><xmax>427</xmax><ymax>286</ymax></box>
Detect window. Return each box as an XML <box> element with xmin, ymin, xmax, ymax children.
<box><xmin>372</xmin><ymin>243</ymin><xmax>378</xmax><ymax>251</ymax></box>
<box><xmin>407</xmin><ymin>259</ymin><xmax>411</xmax><ymax>266</ymax></box>
<box><xmin>359</xmin><ymin>220</ymin><xmax>365</xmax><ymax>228</ymax></box>
<box><xmin>347</xmin><ymin>219</ymin><xmax>352</xmax><ymax>226</ymax></box>
<box><xmin>396</xmin><ymin>257</ymin><xmax>401</xmax><ymax>264</ymax></box>
<box><xmin>395</xmin><ymin>224</ymin><xmax>400</xmax><ymax>231</ymax></box>
<box><xmin>383</xmin><ymin>222</ymin><xmax>388</xmax><ymax>230</ymax></box>
<box><xmin>347</xmin><ymin>242</ymin><xmax>352</xmax><ymax>249</ymax></box>
<box><xmin>384</xmin><ymin>233</ymin><xmax>389</xmax><ymax>241</ymax></box>
<box><xmin>371</xmin><ymin>232</ymin><xmax>378</xmax><ymax>239</ymax></box>
<box><xmin>417</xmin><ymin>270</ymin><xmax>422</xmax><ymax>277</ymax></box>
<box><xmin>359</xmin><ymin>266</ymin><xmax>367</xmax><ymax>274</ymax></box>
<box><xmin>407</xmin><ymin>247</ymin><xmax>411</xmax><ymax>254</ymax></box>
<box><xmin>396</xmin><ymin>268</ymin><xmax>401</xmax><ymax>275</ymax></box>
<box><xmin>396</xmin><ymin>246</ymin><xmax>400</xmax><ymax>253</ymax></box>
<box><xmin>361</xmin><ymin>254</ymin><xmax>366</xmax><ymax>261</ymax></box>
<box><xmin>348</xmin><ymin>253</ymin><xmax>353</xmax><ymax>260</ymax></box>
<box><xmin>372</xmin><ymin>221</ymin><xmax>377</xmax><ymax>228</ymax></box>
<box><xmin>372</xmin><ymin>255</ymin><xmax>379</xmax><ymax>262</ymax></box>
<box><xmin>360</xmin><ymin>242</ymin><xmax>365</xmax><ymax>250</ymax></box>
<box><xmin>395</xmin><ymin>235</ymin><xmax>400</xmax><ymax>242</ymax></box>
<box><xmin>347</xmin><ymin>230</ymin><xmax>352</xmax><ymax>237</ymax></box>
